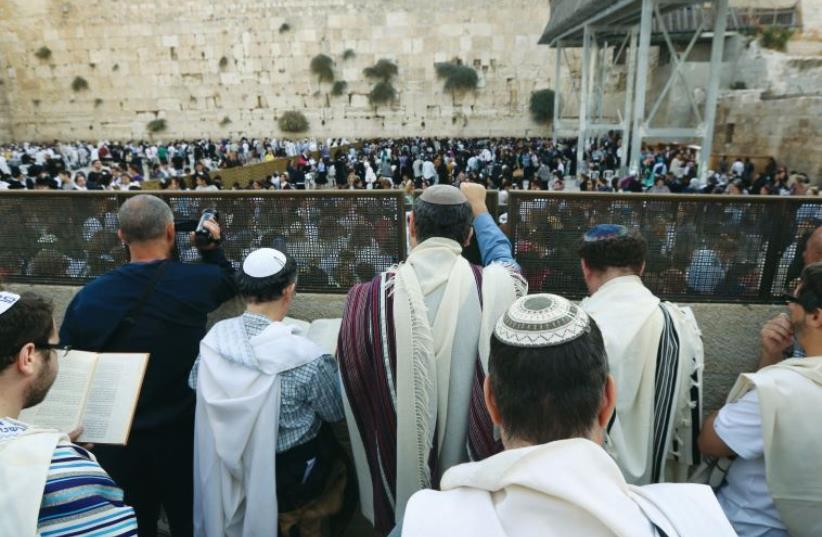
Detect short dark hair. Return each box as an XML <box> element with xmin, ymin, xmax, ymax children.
<box><xmin>236</xmin><ymin>254</ymin><xmax>298</xmax><ymax>303</ymax></box>
<box><xmin>412</xmin><ymin>198</ymin><xmax>473</xmax><ymax>245</ymax></box>
<box><xmin>488</xmin><ymin>318</ymin><xmax>608</xmax><ymax>445</ymax></box>
<box><xmin>796</xmin><ymin>262</ymin><xmax>822</xmax><ymax>312</ymax></box>
<box><xmin>578</xmin><ymin>231</ymin><xmax>647</xmax><ymax>273</ymax></box>
<box><xmin>0</xmin><ymin>292</ymin><xmax>54</xmax><ymax>372</ymax></box>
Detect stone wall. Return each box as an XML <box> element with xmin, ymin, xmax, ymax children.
<box><xmin>6</xmin><ymin>282</ymin><xmax>783</xmax><ymax>415</ymax></box>
<box><xmin>0</xmin><ymin>0</ymin><xmax>553</xmax><ymax>141</ymax></box>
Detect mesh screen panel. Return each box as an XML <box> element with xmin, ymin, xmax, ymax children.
<box><xmin>0</xmin><ymin>191</ymin><xmax>405</xmax><ymax>293</ymax></box>
<box><xmin>509</xmin><ymin>192</ymin><xmax>822</xmax><ymax>303</ymax></box>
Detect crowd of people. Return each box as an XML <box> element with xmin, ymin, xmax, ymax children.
<box><xmin>1</xmin><ymin>186</ymin><xmax>820</xmax><ymax>537</ymax></box>
<box><xmin>0</xmin><ymin>136</ymin><xmax>814</xmax><ymax>197</ymax></box>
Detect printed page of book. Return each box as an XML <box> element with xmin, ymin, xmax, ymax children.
<box><xmin>283</xmin><ymin>316</ymin><xmax>311</xmax><ymax>336</ymax></box>
<box><xmin>77</xmin><ymin>353</ymin><xmax>149</xmax><ymax>445</ymax></box>
<box><xmin>19</xmin><ymin>350</ymin><xmax>98</xmax><ymax>434</ymax></box>
<box><xmin>307</xmin><ymin>318</ymin><xmax>343</xmax><ymax>355</ymax></box>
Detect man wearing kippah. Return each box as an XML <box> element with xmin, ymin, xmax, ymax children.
<box><xmin>338</xmin><ymin>183</ymin><xmax>526</xmax><ymax>535</ymax></box>
<box><xmin>401</xmin><ymin>294</ymin><xmax>735</xmax><ymax>537</ymax></box>
<box><xmin>578</xmin><ymin>225</ymin><xmax>704</xmax><ymax>485</ymax></box>
<box><xmin>190</xmin><ymin>248</ymin><xmax>347</xmax><ymax>537</ymax></box>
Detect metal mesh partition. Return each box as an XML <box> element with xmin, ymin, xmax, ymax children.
<box><xmin>509</xmin><ymin>192</ymin><xmax>822</xmax><ymax>303</ymax></box>
<box><xmin>0</xmin><ymin>191</ymin><xmax>406</xmax><ymax>293</ymax></box>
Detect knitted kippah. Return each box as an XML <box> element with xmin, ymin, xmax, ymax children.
<box><xmin>242</xmin><ymin>248</ymin><xmax>287</xmax><ymax>278</ymax></box>
<box><xmin>0</xmin><ymin>291</ymin><xmax>21</xmax><ymax>317</ymax></box>
<box><xmin>583</xmin><ymin>224</ymin><xmax>629</xmax><ymax>242</ymax></box>
<box><xmin>494</xmin><ymin>294</ymin><xmax>590</xmax><ymax>348</ymax></box>
<box><xmin>418</xmin><ymin>185</ymin><xmax>468</xmax><ymax>206</ymax></box>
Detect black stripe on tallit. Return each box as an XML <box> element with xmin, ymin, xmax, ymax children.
<box><xmin>651</xmin><ymin>304</ymin><xmax>680</xmax><ymax>483</ymax></box>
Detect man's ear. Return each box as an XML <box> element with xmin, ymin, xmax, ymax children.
<box><xmin>808</xmin><ymin>308</ymin><xmax>822</xmax><ymax>329</ymax></box>
<box><xmin>165</xmin><ymin>222</ymin><xmax>175</xmax><ymax>243</ymax></box>
<box><xmin>285</xmin><ymin>282</ymin><xmax>297</xmax><ymax>302</ymax></box>
<box><xmin>15</xmin><ymin>343</ymin><xmax>39</xmax><ymax>377</ymax></box>
<box><xmin>464</xmin><ymin>227</ymin><xmax>474</xmax><ymax>247</ymax></box>
<box><xmin>639</xmin><ymin>261</ymin><xmax>646</xmax><ymax>277</ymax></box>
<box><xmin>580</xmin><ymin>258</ymin><xmax>590</xmax><ymax>279</ymax></box>
<box><xmin>598</xmin><ymin>375</ymin><xmax>617</xmax><ymax>429</ymax></box>
<box><xmin>483</xmin><ymin>375</ymin><xmax>502</xmax><ymax>427</ymax></box>
<box><xmin>116</xmin><ymin>229</ymin><xmax>127</xmax><ymax>245</ymax></box>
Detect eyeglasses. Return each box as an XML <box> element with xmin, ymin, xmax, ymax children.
<box><xmin>783</xmin><ymin>292</ymin><xmax>819</xmax><ymax>312</ymax></box>
<box><xmin>35</xmin><ymin>343</ymin><xmax>72</xmax><ymax>358</ymax></box>
<box><xmin>783</xmin><ymin>293</ymin><xmax>801</xmax><ymax>305</ymax></box>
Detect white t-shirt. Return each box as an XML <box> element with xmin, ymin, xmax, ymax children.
<box><xmin>714</xmin><ymin>390</ymin><xmax>788</xmax><ymax>537</ymax></box>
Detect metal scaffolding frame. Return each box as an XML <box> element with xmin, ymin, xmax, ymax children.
<box><xmin>545</xmin><ymin>0</ymin><xmax>729</xmax><ymax>180</ymax></box>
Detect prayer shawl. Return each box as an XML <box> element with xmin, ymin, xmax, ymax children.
<box><xmin>580</xmin><ymin>276</ymin><xmax>703</xmax><ymax>484</ymax></box>
<box><xmin>725</xmin><ymin>356</ymin><xmax>822</xmax><ymax>537</ymax></box>
<box><xmin>194</xmin><ymin>317</ymin><xmax>324</xmax><ymax>537</ymax></box>
<box><xmin>0</xmin><ymin>426</ymin><xmax>64</xmax><ymax>536</ymax></box>
<box><xmin>338</xmin><ymin>237</ymin><xmax>525</xmax><ymax>535</ymax></box>
<box><xmin>401</xmin><ymin>438</ymin><xmax>736</xmax><ymax>537</ymax></box>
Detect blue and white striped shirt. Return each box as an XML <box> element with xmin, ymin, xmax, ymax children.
<box><xmin>0</xmin><ymin>417</ymin><xmax>137</xmax><ymax>537</ymax></box>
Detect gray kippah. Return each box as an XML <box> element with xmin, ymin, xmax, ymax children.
<box><xmin>494</xmin><ymin>294</ymin><xmax>590</xmax><ymax>348</ymax></box>
<box><xmin>419</xmin><ymin>185</ymin><xmax>468</xmax><ymax>205</ymax></box>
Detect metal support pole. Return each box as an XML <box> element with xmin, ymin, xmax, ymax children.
<box><xmin>577</xmin><ymin>25</ymin><xmax>592</xmax><ymax>177</ymax></box>
<box><xmin>698</xmin><ymin>0</ymin><xmax>729</xmax><ymax>182</ymax></box>
<box><xmin>594</xmin><ymin>40</ymin><xmax>607</xmax><ymax>122</ymax></box>
<box><xmin>628</xmin><ymin>0</ymin><xmax>654</xmax><ymax>176</ymax></box>
<box><xmin>621</xmin><ymin>27</ymin><xmax>638</xmax><ymax>174</ymax></box>
<box><xmin>553</xmin><ymin>43</ymin><xmax>562</xmax><ymax>145</ymax></box>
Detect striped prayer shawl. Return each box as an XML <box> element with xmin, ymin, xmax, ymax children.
<box><xmin>338</xmin><ymin>266</ymin><xmax>500</xmax><ymax>536</ymax></box>
<box><xmin>651</xmin><ymin>305</ymin><xmax>681</xmax><ymax>483</ymax></box>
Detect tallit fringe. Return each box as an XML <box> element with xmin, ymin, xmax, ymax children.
<box><xmin>396</xmin><ymin>272</ymin><xmax>436</xmax><ymax>490</ymax></box>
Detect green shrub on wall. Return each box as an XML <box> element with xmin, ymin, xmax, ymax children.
<box><xmin>368</xmin><ymin>81</ymin><xmax>396</xmax><ymax>106</ymax></box>
<box><xmin>331</xmin><ymin>80</ymin><xmax>348</xmax><ymax>96</ymax></box>
<box><xmin>759</xmin><ymin>26</ymin><xmax>794</xmax><ymax>52</ymax></box>
<box><xmin>278</xmin><ymin>111</ymin><xmax>309</xmax><ymax>133</ymax></box>
<box><xmin>147</xmin><ymin>119</ymin><xmax>167</xmax><ymax>133</ymax></box>
<box><xmin>220</xmin><ymin>116</ymin><xmax>232</xmax><ymax>127</ymax></box>
<box><xmin>364</xmin><ymin>59</ymin><xmax>399</xmax><ymax>107</ymax></box>
<box><xmin>363</xmin><ymin>59</ymin><xmax>398</xmax><ymax>82</ymax></box>
<box><xmin>279</xmin><ymin>22</ymin><xmax>291</xmax><ymax>34</ymax></box>
<box><xmin>343</xmin><ymin>49</ymin><xmax>356</xmax><ymax>61</ymax></box>
<box><xmin>310</xmin><ymin>54</ymin><xmax>335</xmax><ymax>83</ymax></box>
<box><xmin>219</xmin><ymin>56</ymin><xmax>229</xmax><ymax>69</ymax></box>
<box><xmin>529</xmin><ymin>89</ymin><xmax>555</xmax><ymax>124</ymax></box>
<box><xmin>71</xmin><ymin>76</ymin><xmax>89</xmax><ymax>92</ymax></box>
<box><xmin>434</xmin><ymin>60</ymin><xmax>479</xmax><ymax>94</ymax></box>
<box><xmin>35</xmin><ymin>46</ymin><xmax>52</xmax><ymax>60</ymax></box>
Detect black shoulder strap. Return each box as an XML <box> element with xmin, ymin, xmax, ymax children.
<box><xmin>100</xmin><ymin>261</ymin><xmax>169</xmax><ymax>350</ymax></box>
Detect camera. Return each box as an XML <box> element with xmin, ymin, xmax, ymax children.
<box><xmin>193</xmin><ymin>209</ymin><xmax>220</xmax><ymax>248</ymax></box>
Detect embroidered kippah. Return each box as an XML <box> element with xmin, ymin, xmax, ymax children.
<box><xmin>418</xmin><ymin>185</ymin><xmax>468</xmax><ymax>206</ymax></box>
<box><xmin>494</xmin><ymin>294</ymin><xmax>590</xmax><ymax>348</ymax></box>
<box><xmin>242</xmin><ymin>248</ymin><xmax>288</xmax><ymax>278</ymax></box>
<box><xmin>0</xmin><ymin>291</ymin><xmax>21</xmax><ymax>317</ymax></box>
<box><xmin>583</xmin><ymin>224</ymin><xmax>629</xmax><ymax>242</ymax></box>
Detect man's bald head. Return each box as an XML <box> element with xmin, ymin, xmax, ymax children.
<box><xmin>804</xmin><ymin>226</ymin><xmax>822</xmax><ymax>267</ymax></box>
<box><xmin>118</xmin><ymin>195</ymin><xmax>174</xmax><ymax>244</ymax></box>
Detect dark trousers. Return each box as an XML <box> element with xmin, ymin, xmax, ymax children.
<box><xmin>93</xmin><ymin>417</ymin><xmax>195</xmax><ymax>537</ymax></box>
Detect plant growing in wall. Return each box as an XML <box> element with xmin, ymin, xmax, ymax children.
<box><xmin>34</xmin><ymin>46</ymin><xmax>52</xmax><ymax>60</ymax></box>
<box><xmin>529</xmin><ymin>89</ymin><xmax>555</xmax><ymax>124</ymax></box>
<box><xmin>363</xmin><ymin>59</ymin><xmax>399</xmax><ymax>107</ymax></box>
<box><xmin>279</xmin><ymin>22</ymin><xmax>291</xmax><ymax>34</ymax></box>
<box><xmin>434</xmin><ymin>60</ymin><xmax>479</xmax><ymax>95</ymax></box>
<box><xmin>147</xmin><ymin>119</ymin><xmax>167</xmax><ymax>134</ymax></box>
<box><xmin>278</xmin><ymin>111</ymin><xmax>309</xmax><ymax>133</ymax></box>
<box><xmin>759</xmin><ymin>25</ymin><xmax>794</xmax><ymax>52</ymax></box>
<box><xmin>94</xmin><ymin>98</ymin><xmax>103</xmax><ymax>107</ymax></box>
<box><xmin>730</xmin><ymin>81</ymin><xmax>747</xmax><ymax>90</ymax></box>
<box><xmin>331</xmin><ymin>80</ymin><xmax>348</xmax><ymax>96</ymax></box>
<box><xmin>219</xmin><ymin>56</ymin><xmax>229</xmax><ymax>70</ymax></box>
<box><xmin>71</xmin><ymin>76</ymin><xmax>89</xmax><ymax>92</ymax></box>
<box><xmin>310</xmin><ymin>54</ymin><xmax>335</xmax><ymax>84</ymax></box>
<box><xmin>343</xmin><ymin>49</ymin><xmax>356</xmax><ymax>61</ymax></box>
<box><xmin>220</xmin><ymin>116</ymin><xmax>232</xmax><ymax>127</ymax></box>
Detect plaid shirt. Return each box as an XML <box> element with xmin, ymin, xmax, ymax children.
<box><xmin>190</xmin><ymin>313</ymin><xmax>344</xmax><ymax>452</ymax></box>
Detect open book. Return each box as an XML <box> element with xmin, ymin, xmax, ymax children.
<box><xmin>19</xmin><ymin>351</ymin><xmax>149</xmax><ymax>445</ymax></box>
<box><xmin>283</xmin><ymin>317</ymin><xmax>342</xmax><ymax>355</ymax></box>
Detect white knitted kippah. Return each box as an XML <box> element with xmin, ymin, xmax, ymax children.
<box><xmin>0</xmin><ymin>291</ymin><xmax>21</xmax><ymax>317</ymax></box>
<box><xmin>242</xmin><ymin>248</ymin><xmax>288</xmax><ymax>278</ymax></box>
<box><xmin>418</xmin><ymin>184</ymin><xmax>468</xmax><ymax>205</ymax></box>
<box><xmin>494</xmin><ymin>294</ymin><xmax>590</xmax><ymax>348</ymax></box>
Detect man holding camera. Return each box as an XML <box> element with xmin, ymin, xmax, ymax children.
<box><xmin>60</xmin><ymin>194</ymin><xmax>236</xmax><ymax>537</ymax></box>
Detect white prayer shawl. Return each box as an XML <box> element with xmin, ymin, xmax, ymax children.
<box><xmin>580</xmin><ymin>276</ymin><xmax>703</xmax><ymax>484</ymax></box>
<box><xmin>0</xmin><ymin>425</ymin><xmax>65</xmax><ymax>537</ymax></box>
<box><xmin>726</xmin><ymin>356</ymin><xmax>822</xmax><ymax>537</ymax></box>
<box><xmin>391</xmin><ymin>237</ymin><xmax>524</xmax><ymax>522</ymax></box>
<box><xmin>194</xmin><ymin>317</ymin><xmax>324</xmax><ymax>537</ymax></box>
<box><xmin>401</xmin><ymin>439</ymin><xmax>736</xmax><ymax>537</ymax></box>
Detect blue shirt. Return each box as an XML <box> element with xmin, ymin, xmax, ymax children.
<box><xmin>474</xmin><ymin>212</ymin><xmax>519</xmax><ymax>270</ymax></box>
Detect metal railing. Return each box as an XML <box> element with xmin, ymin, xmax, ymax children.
<box><xmin>1</xmin><ymin>190</ymin><xmax>819</xmax><ymax>303</ymax></box>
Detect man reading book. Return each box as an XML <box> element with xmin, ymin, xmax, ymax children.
<box><xmin>60</xmin><ymin>194</ymin><xmax>236</xmax><ymax>537</ymax></box>
<box><xmin>0</xmin><ymin>291</ymin><xmax>138</xmax><ymax>536</ymax></box>
<box><xmin>189</xmin><ymin>248</ymin><xmax>347</xmax><ymax>537</ymax></box>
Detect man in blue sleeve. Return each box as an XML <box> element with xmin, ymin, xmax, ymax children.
<box><xmin>337</xmin><ymin>183</ymin><xmax>527</xmax><ymax>536</ymax></box>
<box><xmin>60</xmin><ymin>194</ymin><xmax>236</xmax><ymax>537</ymax></box>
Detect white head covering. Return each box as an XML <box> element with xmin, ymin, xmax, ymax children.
<box><xmin>494</xmin><ymin>294</ymin><xmax>590</xmax><ymax>348</ymax></box>
<box><xmin>0</xmin><ymin>292</ymin><xmax>21</xmax><ymax>316</ymax></box>
<box><xmin>242</xmin><ymin>248</ymin><xmax>287</xmax><ymax>278</ymax></box>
